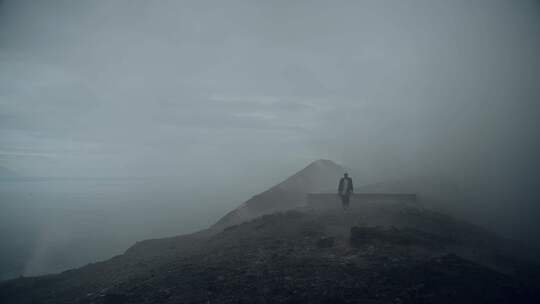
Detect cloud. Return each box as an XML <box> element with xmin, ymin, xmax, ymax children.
<box><xmin>0</xmin><ymin>0</ymin><xmax>539</xmax><ymax>192</ymax></box>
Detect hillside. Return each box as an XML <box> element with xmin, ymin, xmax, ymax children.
<box><xmin>1</xmin><ymin>160</ymin><xmax>539</xmax><ymax>303</ymax></box>
<box><xmin>1</xmin><ymin>200</ymin><xmax>539</xmax><ymax>303</ymax></box>
<box><xmin>211</xmin><ymin>159</ymin><xmax>345</xmax><ymax>232</ymax></box>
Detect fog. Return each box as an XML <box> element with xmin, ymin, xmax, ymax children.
<box><xmin>1</xmin><ymin>0</ymin><xmax>539</xmax><ymax>279</ymax></box>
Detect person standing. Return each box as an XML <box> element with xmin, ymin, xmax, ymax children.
<box><xmin>338</xmin><ymin>173</ymin><xmax>354</xmax><ymax>210</ymax></box>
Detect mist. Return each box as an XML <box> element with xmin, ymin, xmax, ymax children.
<box><xmin>1</xmin><ymin>0</ymin><xmax>539</xmax><ymax>279</ymax></box>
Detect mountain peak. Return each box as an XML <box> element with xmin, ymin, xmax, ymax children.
<box><xmin>302</xmin><ymin>159</ymin><xmax>344</xmax><ymax>173</ymax></box>
<box><xmin>310</xmin><ymin>159</ymin><xmax>339</xmax><ymax>166</ymax></box>
<box><xmin>212</xmin><ymin>159</ymin><xmax>345</xmax><ymax>231</ymax></box>
<box><xmin>297</xmin><ymin>159</ymin><xmax>345</xmax><ymax>175</ymax></box>
<box><xmin>276</xmin><ymin>159</ymin><xmax>345</xmax><ymax>191</ymax></box>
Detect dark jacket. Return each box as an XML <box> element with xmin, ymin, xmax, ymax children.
<box><xmin>338</xmin><ymin>177</ymin><xmax>354</xmax><ymax>195</ymax></box>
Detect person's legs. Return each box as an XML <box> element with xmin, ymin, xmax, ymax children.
<box><xmin>340</xmin><ymin>194</ymin><xmax>349</xmax><ymax>210</ymax></box>
<box><xmin>343</xmin><ymin>195</ymin><xmax>350</xmax><ymax>210</ymax></box>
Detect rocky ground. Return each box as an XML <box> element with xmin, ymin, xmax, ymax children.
<box><xmin>1</xmin><ymin>203</ymin><xmax>539</xmax><ymax>304</ymax></box>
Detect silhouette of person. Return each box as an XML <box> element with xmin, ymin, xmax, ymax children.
<box><xmin>338</xmin><ymin>173</ymin><xmax>354</xmax><ymax>210</ymax></box>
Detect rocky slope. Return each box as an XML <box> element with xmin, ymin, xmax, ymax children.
<box><xmin>1</xmin><ymin>160</ymin><xmax>539</xmax><ymax>303</ymax></box>
<box><xmin>211</xmin><ymin>159</ymin><xmax>345</xmax><ymax>232</ymax></box>
<box><xmin>1</xmin><ymin>201</ymin><xmax>539</xmax><ymax>304</ymax></box>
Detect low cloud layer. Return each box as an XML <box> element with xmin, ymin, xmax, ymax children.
<box><xmin>1</xmin><ymin>0</ymin><xmax>539</xmax><ymax>243</ymax></box>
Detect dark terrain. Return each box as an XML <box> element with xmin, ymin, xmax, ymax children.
<box><xmin>2</xmin><ymin>161</ymin><xmax>539</xmax><ymax>303</ymax></box>
<box><xmin>1</xmin><ymin>200</ymin><xmax>539</xmax><ymax>304</ymax></box>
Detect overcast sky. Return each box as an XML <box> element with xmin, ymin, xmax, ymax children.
<box><xmin>1</xmin><ymin>0</ymin><xmax>539</xmax><ymax>192</ymax></box>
